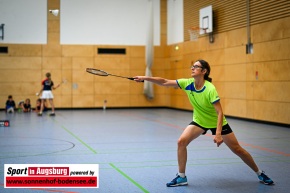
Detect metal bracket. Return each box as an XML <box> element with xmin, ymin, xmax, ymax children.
<box><xmin>0</xmin><ymin>24</ymin><xmax>4</xmax><ymax>40</ymax></box>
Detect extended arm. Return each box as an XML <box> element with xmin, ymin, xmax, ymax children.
<box><xmin>52</xmin><ymin>84</ymin><xmax>60</xmax><ymax>90</ymax></box>
<box><xmin>134</xmin><ymin>76</ymin><xmax>179</xmax><ymax>88</ymax></box>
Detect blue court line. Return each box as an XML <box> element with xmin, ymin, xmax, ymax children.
<box><xmin>109</xmin><ymin>163</ymin><xmax>149</xmax><ymax>193</ymax></box>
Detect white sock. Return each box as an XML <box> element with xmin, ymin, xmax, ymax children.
<box><xmin>256</xmin><ymin>170</ymin><xmax>262</xmax><ymax>176</ymax></box>
<box><xmin>178</xmin><ymin>172</ymin><xmax>186</xmax><ymax>178</ymax></box>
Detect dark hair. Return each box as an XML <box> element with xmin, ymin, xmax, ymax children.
<box><xmin>196</xmin><ymin>59</ymin><xmax>212</xmax><ymax>82</ymax></box>
<box><xmin>8</xmin><ymin>95</ymin><xmax>12</xmax><ymax>99</ymax></box>
<box><xmin>46</xmin><ymin>72</ymin><xmax>52</xmax><ymax>84</ymax></box>
<box><xmin>46</xmin><ymin>72</ymin><xmax>51</xmax><ymax>79</ymax></box>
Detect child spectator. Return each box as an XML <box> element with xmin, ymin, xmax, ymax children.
<box><xmin>22</xmin><ymin>98</ymin><xmax>32</xmax><ymax>112</ymax></box>
<box><xmin>35</xmin><ymin>98</ymin><xmax>48</xmax><ymax>113</ymax></box>
<box><xmin>18</xmin><ymin>100</ymin><xmax>24</xmax><ymax>112</ymax></box>
<box><xmin>6</xmin><ymin>95</ymin><xmax>16</xmax><ymax>113</ymax></box>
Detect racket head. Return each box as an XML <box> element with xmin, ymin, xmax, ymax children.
<box><xmin>86</xmin><ymin>68</ymin><xmax>109</xmax><ymax>76</ymax></box>
<box><xmin>62</xmin><ymin>78</ymin><xmax>67</xmax><ymax>84</ymax></box>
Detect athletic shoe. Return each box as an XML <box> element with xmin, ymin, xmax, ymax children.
<box><xmin>38</xmin><ymin>113</ymin><xmax>42</xmax><ymax>116</ymax></box>
<box><xmin>166</xmin><ymin>174</ymin><xmax>188</xmax><ymax>187</ymax></box>
<box><xmin>258</xmin><ymin>171</ymin><xmax>274</xmax><ymax>185</ymax></box>
<box><xmin>49</xmin><ymin>113</ymin><xmax>55</xmax><ymax>116</ymax></box>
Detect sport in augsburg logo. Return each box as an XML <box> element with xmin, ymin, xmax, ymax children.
<box><xmin>4</xmin><ymin>164</ymin><xmax>99</xmax><ymax>188</ymax></box>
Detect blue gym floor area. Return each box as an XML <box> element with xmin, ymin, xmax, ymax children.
<box><xmin>0</xmin><ymin>108</ymin><xmax>289</xmax><ymax>193</ymax></box>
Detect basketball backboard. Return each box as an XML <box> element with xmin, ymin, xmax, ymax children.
<box><xmin>199</xmin><ymin>5</ymin><xmax>213</xmax><ymax>35</ymax></box>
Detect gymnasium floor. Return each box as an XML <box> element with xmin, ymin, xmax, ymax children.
<box><xmin>0</xmin><ymin>108</ymin><xmax>289</xmax><ymax>193</ymax></box>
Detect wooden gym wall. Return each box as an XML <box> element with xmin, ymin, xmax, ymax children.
<box><xmin>0</xmin><ymin>0</ymin><xmax>169</xmax><ymax>110</ymax></box>
<box><xmin>167</xmin><ymin>0</ymin><xmax>289</xmax><ymax>124</ymax></box>
<box><xmin>184</xmin><ymin>0</ymin><xmax>290</xmax><ymax>41</ymax></box>
<box><xmin>0</xmin><ymin>0</ymin><xmax>289</xmax><ymax>125</ymax></box>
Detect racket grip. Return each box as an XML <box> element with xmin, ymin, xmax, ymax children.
<box><xmin>128</xmin><ymin>77</ymin><xmax>144</xmax><ymax>82</ymax></box>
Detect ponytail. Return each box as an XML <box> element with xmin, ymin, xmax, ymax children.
<box><xmin>204</xmin><ymin>74</ymin><xmax>212</xmax><ymax>82</ymax></box>
<box><xmin>196</xmin><ymin>59</ymin><xmax>212</xmax><ymax>82</ymax></box>
<box><xmin>45</xmin><ymin>72</ymin><xmax>52</xmax><ymax>84</ymax></box>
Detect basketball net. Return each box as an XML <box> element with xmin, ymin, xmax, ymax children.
<box><xmin>188</xmin><ymin>27</ymin><xmax>200</xmax><ymax>41</ymax></box>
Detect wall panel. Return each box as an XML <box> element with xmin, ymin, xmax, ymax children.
<box><xmin>253</xmin><ymin>101</ymin><xmax>290</xmax><ymax>124</ymax></box>
<box><xmin>6</xmin><ymin>45</ymin><xmax>42</xmax><ymax>56</ymax></box>
<box><xmin>224</xmin><ymin>82</ymin><xmax>247</xmax><ymax>100</ymax></box>
<box><xmin>258</xmin><ymin>61</ymin><xmax>290</xmax><ymax>81</ymax></box>
<box><xmin>253</xmin><ymin>82</ymin><xmax>290</xmax><ymax>103</ymax></box>
<box><xmin>42</xmin><ymin>45</ymin><xmax>62</xmax><ymax>56</ymax></box>
<box><xmin>72</xmin><ymin>95</ymin><xmax>94</xmax><ymax>108</ymax></box>
<box><xmin>62</xmin><ymin>46</ymin><xmax>95</xmax><ymax>57</ymax></box>
<box><xmin>252</xmin><ymin>39</ymin><xmax>290</xmax><ymax>62</ymax></box>
<box><xmin>0</xmin><ymin>57</ymin><xmax>42</xmax><ymax>69</ymax></box>
<box><xmin>184</xmin><ymin>0</ymin><xmax>290</xmax><ymax>41</ymax></box>
<box><xmin>224</xmin><ymin>99</ymin><xmax>247</xmax><ymax>118</ymax></box>
<box><xmin>224</xmin><ymin>63</ymin><xmax>247</xmax><ymax>82</ymax></box>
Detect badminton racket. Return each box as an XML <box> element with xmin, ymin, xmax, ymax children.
<box><xmin>86</xmin><ymin>68</ymin><xmax>143</xmax><ymax>82</ymax></box>
<box><xmin>60</xmin><ymin>78</ymin><xmax>67</xmax><ymax>85</ymax></box>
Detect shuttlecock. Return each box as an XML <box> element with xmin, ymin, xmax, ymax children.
<box><xmin>49</xmin><ymin>9</ymin><xmax>59</xmax><ymax>17</ymax></box>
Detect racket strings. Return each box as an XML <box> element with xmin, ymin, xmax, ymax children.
<box><xmin>87</xmin><ymin>68</ymin><xmax>108</xmax><ymax>76</ymax></box>
<box><xmin>85</xmin><ymin>68</ymin><xmax>142</xmax><ymax>81</ymax></box>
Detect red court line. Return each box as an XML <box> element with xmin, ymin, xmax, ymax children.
<box><xmin>203</xmin><ymin>135</ymin><xmax>290</xmax><ymax>157</ymax></box>
<box><xmin>239</xmin><ymin>141</ymin><xmax>290</xmax><ymax>157</ymax></box>
<box><xmin>154</xmin><ymin>119</ymin><xmax>184</xmax><ymax>130</ymax></box>
<box><xmin>122</xmin><ymin>112</ymin><xmax>290</xmax><ymax>157</ymax></box>
<box><xmin>121</xmin><ymin>112</ymin><xmax>184</xmax><ymax>130</ymax></box>
<box><xmin>29</xmin><ymin>189</ymin><xmax>78</xmax><ymax>193</ymax></box>
<box><xmin>0</xmin><ymin>183</ymin><xmax>79</xmax><ymax>193</ymax></box>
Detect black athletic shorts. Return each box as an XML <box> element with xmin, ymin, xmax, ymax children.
<box><xmin>189</xmin><ymin>121</ymin><xmax>233</xmax><ymax>135</ymax></box>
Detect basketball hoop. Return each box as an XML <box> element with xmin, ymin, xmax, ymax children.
<box><xmin>188</xmin><ymin>27</ymin><xmax>200</xmax><ymax>41</ymax></box>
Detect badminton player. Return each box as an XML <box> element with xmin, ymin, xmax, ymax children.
<box><xmin>37</xmin><ymin>72</ymin><xmax>60</xmax><ymax>116</ymax></box>
<box><xmin>134</xmin><ymin>59</ymin><xmax>274</xmax><ymax>186</ymax></box>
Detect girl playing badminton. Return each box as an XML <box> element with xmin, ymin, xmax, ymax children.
<box><xmin>134</xmin><ymin>59</ymin><xmax>274</xmax><ymax>186</ymax></box>
<box><xmin>37</xmin><ymin>72</ymin><xmax>60</xmax><ymax>116</ymax></box>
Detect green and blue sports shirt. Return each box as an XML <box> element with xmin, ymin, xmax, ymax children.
<box><xmin>177</xmin><ymin>78</ymin><xmax>227</xmax><ymax>128</ymax></box>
